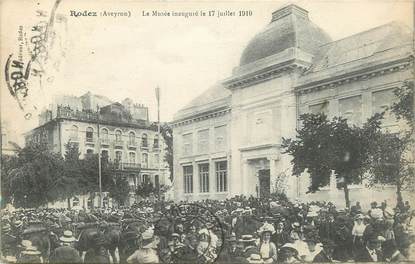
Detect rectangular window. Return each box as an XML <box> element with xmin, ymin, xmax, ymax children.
<box><xmin>142</xmin><ymin>174</ymin><xmax>150</xmax><ymax>184</ymax></box>
<box><xmin>372</xmin><ymin>89</ymin><xmax>397</xmax><ymax>125</ymax></box>
<box><xmin>183</xmin><ymin>166</ymin><xmax>193</xmax><ymax>193</ymax></box>
<box><xmin>309</xmin><ymin>102</ymin><xmax>329</xmax><ymax>115</ymax></box>
<box><xmin>129</xmin><ymin>152</ymin><xmax>136</xmax><ymax>163</ymax></box>
<box><xmin>214</xmin><ymin>126</ymin><xmax>227</xmax><ymax>152</ymax></box>
<box><xmin>199</xmin><ymin>163</ymin><xmax>209</xmax><ymax>193</ymax></box>
<box><xmin>182</xmin><ymin>133</ymin><xmax>193</xmax><ymax>156</ymax></box>
<box><xmin>216</xmin><ymin>161</ymin><xmax>227</xmax><ymax>192</ymax></box>
<box><xmin>339</xmin><ymin>95</ymin><xmax>362</xmax><ymax>126</ymax></box>
<box><xmin>142</xmin><ymin>153</ymin><xmax>148</xmax><ymax>168</ymax></box>
<box><xmin>198</xmin><ymin>129</ymin><xmax>209</xmax><ymax>154</ymax></box>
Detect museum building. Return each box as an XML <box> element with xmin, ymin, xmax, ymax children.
<box><xmin>171</xmin><ymin>4</ymin><xmax>414</xmax><ymax>206</ymax></box>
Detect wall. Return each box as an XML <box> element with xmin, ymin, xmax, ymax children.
<box><xmin>230</xmin><ymin>71</ymin><xmax>299</xmax><ymax>198</ymax></box>
<box><xmin>173</xmin><ymin>110</ymin><xmax>231</xmax><ymax>201</ymax></box>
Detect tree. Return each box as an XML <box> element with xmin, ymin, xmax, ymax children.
<box><xmin>367</xmin><ymin>80</ymin><xmax>414</xmax><ymax>206</ymax></box>
<box><xmin>1</xmin><ymin>154</ymin><xmax>19</xmax><ymax>207</ymax></box>
<box><xmin>6</xmin><ymin>142</ymin><xmax>65</xmax><ymax>208</ymax></box>
<box><xmin>108</xmin><ymin>173</ymin><xmax>130</xmax><ymax>206</ymax></box>
<box><xmin>282</xmin><ymin>113</ymin><xmax>384</xmax><ymax>208</ymax></box>
<box><xmin>135</xmin><ymin>181</ymin><xmax>157</xmax><ymax>198</ymax></box>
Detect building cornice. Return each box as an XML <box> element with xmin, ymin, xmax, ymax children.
<box><xmin>295</xmin><ymin>56</ymin><xmax>414</xmax><ymax>95</ymax></box>
<box><xmin>239</xmin><ymin>143</ymin><xmax>281</xmax><ymax>152</ymax></box>
<box><xmin>55</xmin><ymin>117</ymin><xmax>158</xmax><ymax>131</ymax></box>
<box><xmin>223</xmin><ymin>60</ymin><xmax>309</xmax><ymax>90</ymax></box>
<box><xmin>171</xmin><ymin>107</ymin><xmax>231</xmax><ymax>128</ymax></box>
<box><xmin>223</xmin><ymin>48</ymin><xmax>314</xmax><ymax>90</ymax></box>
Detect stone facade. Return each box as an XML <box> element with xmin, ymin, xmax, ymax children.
<box><xmin>172</xmin><ymin>4</ymin><xmax>414</xmax><ymax>207</ymax></box>
<box><xmin>25</xmin><ymin>92</ymin><xmax>168</xmax><ymax>207</ymax></box>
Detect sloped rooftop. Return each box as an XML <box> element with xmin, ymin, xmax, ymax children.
<box><xmin>173</xmin><ymin>83</ymin><xmax>231</xmax><ymax>121</ymax></box>
<box><xmin>298</xmin><ymin>21</ymin><xmax>413</xmax><ymax>86</ymax></box>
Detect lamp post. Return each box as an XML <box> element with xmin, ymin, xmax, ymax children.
<box><xmin>156</xmin><ymin>86</ymin><xmax>161</xmax><ymax>198</ymax></box>
<box><xmin>97</xmin><ymin>106</ymin><xmax>102</xmax><ymax>208</ymax></box>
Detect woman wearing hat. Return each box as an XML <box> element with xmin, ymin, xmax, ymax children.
<box><xmin>279</xmin><ymin>243</ymin><xmax>300</xmax><ymax>263</ymax></box>
<box><xmin>257</xmin><ymin>223</ymin><xmax>278</xmax><ymax>263</ymax></box>
<box><xmin>352</xmin><ymin>213</ymin><xmax>367</xmax><ymax>257</ymax></box>
<box><xmin>50</xmin><ymin>230</ymin><xmax>82</xmax><ymax>263</ymax></box>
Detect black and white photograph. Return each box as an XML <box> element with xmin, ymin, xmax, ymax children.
<box><xmin>0</xmin><ymin>0</ymin><xmax>414</xmax><ymax>263</ymax></box>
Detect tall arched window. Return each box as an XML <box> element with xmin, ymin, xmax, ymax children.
<box><xmin>115</xmin><ymin>130</ymin><xmax>122</xmax><ymax>143</ymax></box>
<box><xmin>141</xmin><ymin>133</ymin><xmax>148</xmax><ymax>148</ymax></box>
<box><xmin>86</xmin><ymin>127</ymin><xmax>94</xmax><ymax>142</ymax></box>
<box><xmin>101</xmin><ymin>128</ymin><xmax>109</xmax><ymax>140</ymax></box>
<box><xmin>70</xmin><ymin>125</ymin><xmax>78</xmax><ymax>140</ymax></box>
<box><xmin>153</xmin><ymin>134</ymin><xmax>159</xmax><ymax>149</ymax></box>
<box><xmin>129</xmin><ymin>131</ymin><xmax>136</xmax><ymax>145</ymax></box>
<box><xmin>129</xmin><ymin>152</ymin><xmax>136</xmax><ymax>164</ymax></box>
<box><xmin>115</xmin><ymin>151</ymin><xmax>122</xmax><ymax>162</ymax></box>
<box><xmin>142</xmin><ymin>153</ymin><xmax>148</xmax><ymax>168</ymax></box>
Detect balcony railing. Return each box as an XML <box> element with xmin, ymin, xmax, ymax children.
<box><xmin>128</xmin><ymin>141</ymin><xmax>137</xmax><ymax>148</ymax></box>
<box><xmin>114</xmin><ymin>140</ymin><xmax>124</xmax><ymax>147</ymax></box>
<box><xmin>101</xmin><ymin>138</ymin><xmax>110</xmax><ymax>145</ymax></box>
<box><xmin>112</xmin><ymin>162</ymin><xmax>141</xmax><ymax>171</ymax></box>
<box><xmin>86</xmin><ymin>137</ymin><xmax>94</xmax><ymax>143</ymax></box>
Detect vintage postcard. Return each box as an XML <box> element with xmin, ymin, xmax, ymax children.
<box><xmin>0</xmin><ymin>0</ymin><xmax>414</xmax><ymax>263</ymax></box>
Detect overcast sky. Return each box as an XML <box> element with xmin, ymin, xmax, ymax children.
<box><xmin>1</xmin><ymin>0</ymin><xmax>413</xmax><ymax>143</ymax></box>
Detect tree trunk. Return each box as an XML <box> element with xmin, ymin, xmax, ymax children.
<box><xmin>396</xmin><ymin>178</ymin><xmax>403</xmax><ymax>208</ymax></box>
<box><xmin>343</xmin><ymin>184</ymin><xmax>350</xmax><ymax>209</ymax></box>
<box><xmin>67</xmin><ymin>197</ymin><xmax>71</xmax><ymax>209</ymax></box>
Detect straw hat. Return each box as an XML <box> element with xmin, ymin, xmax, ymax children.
<box><xmin>291</xmin><ymin>222</ymin><xmax>301</xmax><ymax>229</ymax></box>
<box><xmin>239</xmin><ymin>235</ymin><xmax>256</xmax><ymax>243</ymax></box>
<box><xmin>307</xmin><ymin>211</ymin><xmax>318</xmax><ymax>218</ymax></box>
<box><xmin>20</xmin><ymin>240</ymin><xmax>41</xmax><ymax>256</ymax></box>
<box><xmin>354</xmin><ymin>214</ymin><xmax>364</xmax><ymax>220</ymax></box>
<box><xmin>2</xmin><ymin>223</ymin><xmax>11</xmax><ymax>233</ymax></box>
<box><xmin>60</xmin><ymin>230</ymin><xmax>76</xmax><ymax>243</ymax></box>
<box><xmin>247</xmin><ymin>254</ymin><xmax>264</xmax><ymax>264</ymax></box>
<box><xmin>258</xmin><ymin>223</ymin><xmax>276</xmax><ymax>235</ymax></box>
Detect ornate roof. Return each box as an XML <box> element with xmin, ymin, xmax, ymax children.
<box><xmin>239</xmin><ymin>4</ymin><xmax>331</xmax><ymax>66</ymax></box>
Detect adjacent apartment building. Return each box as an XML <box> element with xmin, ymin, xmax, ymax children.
<box><xmin>171</xmin><ymin>4</ymin><xmax>414</xmax><ymax>207</ymax></box>
<box><xmin>25</xmin><ymin>92</ymin><xmax>168</xmax><ymax>207</ymax></box>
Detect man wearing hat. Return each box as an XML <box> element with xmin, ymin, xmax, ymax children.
<box><xmin>127</xmin><ymin>228</ymin><xmax>159</xmax><ymax>263</ymax></box>
<box><xmin>355</xmin><ymin>235</ymin><xmax>385</xmax><ymax>262</ymax></box>
<box><xmin>50</xmin><ymin>230</ymin><xmax>82</xmax><ymax>263</ymax></box>
<box><xmin>17</xmin><ymin>240</ymin><xmax>43</xmax><ymax>264</ymax></box>
<box><xmin>2</xmin><ymin>223</ymin><xmax>19</xmax><ymax>257</ymax></box>
<box><xmin>312</xmin><ymin>239</ymin><xmax>336</xmax><ymax>262</ymax></box>
<box><xmin>332</xmin><ymin>215</ymin><xmax>353</xmax><ymax>261</ymax></box>
<box><xmin>239</xmin><ymin>235</ymin><xmax>260</xmax><ymax>258</ymax></box>
<box><xmin>218</xmin><ymin>234</ymin><xmax>243</xmax><ymax>263</ymax></box>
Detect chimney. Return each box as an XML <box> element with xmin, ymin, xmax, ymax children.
<box><xmin>271</xmin><ymin>4</ymin><xmax>309</xmax><ymax>22</ymax></box>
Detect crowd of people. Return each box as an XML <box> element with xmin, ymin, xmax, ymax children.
<box><xmin>1</xmin><ymin>195</ymin><xmax>414</xmax><ymax>263</ymax></box>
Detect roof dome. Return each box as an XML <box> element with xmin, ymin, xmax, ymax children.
<box><xmin>239</xmin><ymin>5</ymin><xmax>332</xmax><ymax>66</ymax></box>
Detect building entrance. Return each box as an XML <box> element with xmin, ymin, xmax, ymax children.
<box><xmin>258</xmin><ymin>169</ymin><xmax>270</xmax><ymax>198</ymax></box>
